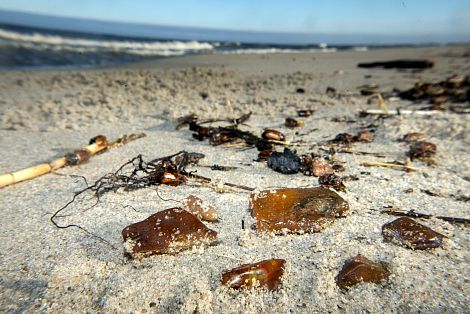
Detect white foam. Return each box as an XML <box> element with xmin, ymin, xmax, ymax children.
<box><xmin>218</xmin><ymin>48</ymin><xmax>338</xmax><ymax>55</ymax></box>
<box><xmin>0</xmin><ymin>28</ymin><xmax>214</xmax><ymax>56</ymax></box>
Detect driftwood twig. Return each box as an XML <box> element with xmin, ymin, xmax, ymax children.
<box><xmin>0</xmin><ymin>133</ymin><xmax>146</xmax><ymax>188</ymax></box>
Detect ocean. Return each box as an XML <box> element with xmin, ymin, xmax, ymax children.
<box><xmin>0</xmin><ymin>23</ymin><xmax>419</xmax><ymax>69</ymax></box>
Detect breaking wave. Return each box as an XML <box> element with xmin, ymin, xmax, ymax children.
<box><xmin>0</xmin><ymin>28</ymin><xmax>215</xmax><ymax>56</ymax></box>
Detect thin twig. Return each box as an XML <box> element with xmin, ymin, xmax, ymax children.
<box><xmin>360</xmin><ymin>160</ymin><xmax>419</xmax><ymax>171</ymax></box>
<box><xmin>189</xmin><ymin>173</ymin><xmax>255</xmax><ymax>191</ymax></box>
<box><xmin>382</xmin><ymin>208</ymin><xmax>470</xmax><ymax>225</ymax></box>
<box><xmin>360</xmin><ymin>109</ymin><xmax>441</xmax><ymax>116</ymax></box>
<box><xmin>0</xmin><ymin>133</ymin><xmax>146</xmax><ymax>188</ymax></box>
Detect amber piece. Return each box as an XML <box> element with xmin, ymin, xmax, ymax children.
<box><xmin>160</xmin><ymin>171</ymin><xmax>188</xmax><ymax>186</ymax></box>
<box><xmin>250</xmin><ymin>187</ymin><xmax>349</xmax><ymax>233</ymax></box>
<box><xmin>408</xmin><ymin>141</ymin><xmax>436</xmax><ymax>159</ymax></box>
<box><xmin>401</xmin><ymin>132</ymin><xmax>425</xmax><ymax>143</ymax></box>
<box><xmin>89</xmin><ymin>135</ymin><xmax>108</xmax><ymax>146</ymax></box>
<box><xmin>333</xmin><ymin>133</ymin><xmax>354</xmax><ymax>144</ymax></box>
<box><xmin>382</xmin><ymin>217</ymin><xmax>444</xmax><ymax>250</ymax></box>
<box><xmin>302</xmin><ymin>157</ymin><xmax>334</xmax><ymax>177</ymax></box>
<box><xmin>431</xmin><ymin>96</ymin><xmax>448</xmax><ymax>105</ymax></box>
<box><xmin>336</xmin><ymin>255</ymin><xmax>391</xmax><ymax>290</ymax></box>
<box><xmin>257</xmin><ymin>149</ymin><xmax>273</xmax><ymax>161</ymax></box>
<box><xmin>183</xmin><ymin>195</ymin><xmax>219</xmax><ymax>222</ymax></box>
<box><xmin>318</xmin><ymin>173</ymin><xmax>345</xmax><ymax>192</ymax></box>
<box><xmin>354</xmin><ymin>130</ymin><xmax>373</xmax><ymax>142</ymax></box>
<box><xmin>262</xmin><ymin>129</ymin><xmax>285</xmax><ymax>141</ymax></box>
<box><xmin>221</xmin><ymin>259</ymin><xmax>286</xmax><ymax>291</ymax></box>
<box><xmin>122</xmin><ymin>208</ymin><xmax>217</xmax><ymax>258</ymax></box>
<box><xmin>285</xmin><ymin>117</ymin><xmax>304</xmax><ymax>128</ymax></box>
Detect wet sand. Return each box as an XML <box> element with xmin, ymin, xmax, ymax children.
<box><xmin>0</xmin><ymin>46</ymin><xmax>469</xmax><ymax>312</ymax></box>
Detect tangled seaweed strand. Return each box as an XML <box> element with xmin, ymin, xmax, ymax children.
<box><xmin>50</xmin><ymin>151</ymin><xmax>204</xmax><ymax>247</ymax></box>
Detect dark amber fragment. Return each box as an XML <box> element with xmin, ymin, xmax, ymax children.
<box><xmin>354</xmin><ymin>130</ymin><xmax>373</xmax><ymax>142</ymax></box>
<box><xmin>318</xmin><ymin>173</ymin><xmax>345</xmax><ymax>191</ymax></box>
<box><xmin>122</xmin><ymin>208</ymin><xmax>217</xmax><ymax>258</ymax></box>
<box><xmin>382</xmin><ymin>217</ymin><xmax>444</xmax><ymax>250</ymax></box>
<box><xmin>257</xmin><ymin>149</ymin><xmax>273</xmax><ymax>161</ymax></box>
<box><xmin>250</xmin><ymin>187</ymin><xmax>349</xmax><ymax>233</ymax></box>
<box><xmin>408</xmin><ymin>141</ymin><xmax>437</xmax><ymax>159</ymax></box>
<box><xmin>221</xmin><ymin>259</ymin><xmax>286</xmax><ymax>291</ymax></box>
<box><xmin>262</xmin><ymin>129</ymin><xmax>285</xmax><ymax>141</ymax></box>
<box><xmin>333</xmin><ymin>133</ymin><xmax>354</xmax><ymax>144</ymax></box>
<box><xmin>285</xmin><ymin>117</ymin><xmax>304</xmax><ymax>128</ymax></box>
<box><xmin>401</xmin><ymin>132</ymin><xmax>425</xmax><ymax>143</ymax></box>
<box><xmin>336</xmin><ymin>255</ymin><xmax>391</xmax><ymax>290</ymax></box>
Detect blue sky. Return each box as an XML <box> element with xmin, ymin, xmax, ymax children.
<box><xmin>1</xmin><ymin>0</ymin><xmax>469</xmax><ymax>36</ymax></box>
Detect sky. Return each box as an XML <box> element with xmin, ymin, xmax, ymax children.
<box><xmin>0</xmin><ymin>0</ymin><xmax>469</xmax><ymax>41</ymax></box>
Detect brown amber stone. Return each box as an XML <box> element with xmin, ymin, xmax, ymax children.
<box><xmin>285</xmin><ymin>117</ymin><xmax>304</xmax><ymax>128</ymax></box>
<box><xmin>303</xmin><ymin>157</ymin><xmax>334</xmax><ymax>177</ymax></box>
<box><xmin>122</xmin><ymin>208</ymin><xmax>217</xmax><ymax>258</ymax></box>
<box><xmin>250</xmin><ymin>187</ymin><xmax>349</xmax><ymax>233</ymax></box>
<box><xmin>354</xmin><ymin>130</ymin><xmax>373</xmax><ymax>142</ymax></box>
<box><xmin>221</xmin><ymin>259</ymin><xmax>286</xmax><ymax>291</ymax></box>
<box><xmin>382</xmin><ymin>217</ymin><xmax>444</xmax><ymax>250</ymax></box>
<box><xmin>401</xmin><ymin>132</ymin><xmax>425</xmax><ymax>143</ymax></box>
<box><xmin>262</xmin><ymin>129</ymin><xmax>285</xmax><ymax>141</ymax></box>
<box><xmin>318</xmin><ymin>173</ymin><xmax>345</xmax><ymax>192</ymax></box>
<box><xmin>183</xmin><ymin>195</ymin><xmax>219</xmax><ymax>222</ymax></box>
<box><xmin>408</xmin><ymin>141</ymin><xmax>437</xmax><ymax>159</ymax></box>
<box><xmin>336</xmin><ymin>255</ymin><xmax>391</xmax><ymax>290</ymax></box>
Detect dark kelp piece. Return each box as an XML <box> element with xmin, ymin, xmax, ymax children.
<box><xmin>122</xmin><ymin>208</ymin><xmax>217</xmax><ymax>258</ymax></box>
<box><xmin>250</xmin><ymin>187</ymin><xmax>349</xmax><ymax>233</ymax></box>
<box><xmin>399</xmin><ymin>74</ymin><xmax>470</xmax><ymax>103</ymax></box>
<box><xmin>357</xmin><ymin>59</ymin><xmax>434</xmax><ymax>69</ymax></box>
<box><xmin>267</xmin><ymin>148</ymin><xmax>301</xmax><ymax>174</ymax></box>
<box><xmin>221</xmin><ymin>259</ymin><xmax>286</xmax><ymax>291</ymax></box>
<box><xmin>336</xmin><ymin>255</ymin><xmax>391</xmax><ymax>290</ymax></box>
<box><xmin>382</xmin><ymin>217</ymin><xmax>444</xmax><ymax>250</ymax></box>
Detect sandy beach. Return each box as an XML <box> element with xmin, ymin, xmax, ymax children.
<box><xmin>0</xmin><ymin>46</ymin><xmax>469</xmax><ymax>313</ymax></box>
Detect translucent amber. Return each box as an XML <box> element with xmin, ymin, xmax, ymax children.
<box><xmin>183</xmin><ymin>195</ymin><xmax>219</xmax><ymax>222</ymax></box>
<box><xmin>122</xmin><ymin>207</ymin><xmax>217</xmax><ymax>258</ymax></box>
<box><xmin>382</xmin><ymin>217</ymin><xmax>444</xmax><ymax>250</ymax></box>
<box><xmin>336</xmin><ymin>255</ymin><xmax>390</xmax><ymax>289</ymax></box>
<box><xmin>250</xmin><ymin>187</ymin><xmax>349</xmax><ymax>233</ymax></box>
<box><xmin>221</xmin><ymin>259</ymin><xmax>286</xmax><ymax>291</ymax></box>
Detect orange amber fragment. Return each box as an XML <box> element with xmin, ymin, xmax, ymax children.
<box><xmin>183</xmin><ymin>195</ymin><xmax>219</xmax><ymax>222</ymax></box>
<box><xmin>221</xmin><ymin>259</ymin><xmax>286</xmax><ymax>291</ymax></box>
<box><xmin>122</xmin><ymin>208</ymin><xmax>217</xmax><ymax>258</ymax></box>
<box><xmin>250</xmin><ymin>187</ymin><xmax>349</xmax><ymax>233</ymax></box>
<box><xmin>336</xmin><ymin>254</ymin><xmax>391</xmax><ymax>289</ymax></box>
